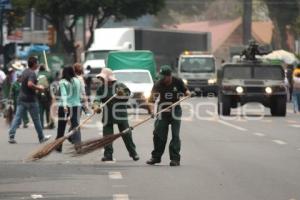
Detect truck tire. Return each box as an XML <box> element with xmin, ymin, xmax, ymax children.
<box><xmin>270</xmin><ymin>95</ymin><xmax>287</xmax><ymax>117</ymax></box>
<box><xmin>218</xmin><ymin>94</ymin><xmax>231</xmax><ymax>116</ymax></box>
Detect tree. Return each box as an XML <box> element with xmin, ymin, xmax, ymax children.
<box><xmin>264</xmin><ymin>0</ymin><xmax>299</xmax><ymax>49</ymax></box>
<box><xmin>11</xmin><ymin>0</ymin><xmax>165</xmax><ymax>62</ymax></box>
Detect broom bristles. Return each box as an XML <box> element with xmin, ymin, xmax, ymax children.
<box><xmin>71</xmin><ymin>133</ymin><xmax>123</xmax><ymax>156</ymax></box>
<box><xmin>6</xmin><ymin>106</ymin><xmax>14</xmax><ymax>125</ymax></box>
<box><xmin>26</xmin><ymin>137</ymin><xmax>67</xmax><ymax>161</ymax></box>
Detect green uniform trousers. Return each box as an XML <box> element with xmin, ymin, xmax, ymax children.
<box><xmin>103</xmin><ymin>121</ymin><xmax>137</xmax><ymax>158</ymax></box>
<box><xmin>151</xmin><ymin>107</ymin><xmax>182</xmax><ymax>161</ymax></box>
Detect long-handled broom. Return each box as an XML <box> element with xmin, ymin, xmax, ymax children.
<box><xmin>26</xmin><ymin>94</ymin><xmax>118</xmax><ymax>161</ymax></box>
<box><xmin>71</xmin><ymin>95</ymin><xmax>191</xmax><ymax>156</ymax></box>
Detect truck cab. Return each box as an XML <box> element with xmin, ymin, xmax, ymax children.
<box><xmin>177</xmin><ymin>51</ymin><xmax>218</xmax><ymax>95</ymax></box>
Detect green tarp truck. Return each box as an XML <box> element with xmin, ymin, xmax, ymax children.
<box><xmin>107</xmin><ymin>50</ymin><xmax>156</xmax><ymax>80</ymax></box>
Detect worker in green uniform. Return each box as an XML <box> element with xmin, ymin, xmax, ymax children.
<box><xmin>146</xmin><ymin>65</ymin><xmax>191</xmax><ymax>166</ymax></box>
<box><xmin>10</xmin><ymin>71</ymin><xmax>29</xmax><ymax>128</ymax></box>
<box><xmin>93</xmin><ymin>68</ymin><xmax>139</xmax><ymax>162</ymax></box>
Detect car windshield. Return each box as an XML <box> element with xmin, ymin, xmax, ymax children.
<box><xmin>254</xmin><ymin>66</ymin><xmax>284</xmax><ymax>80</ymax></box>
<box><xmin>114</xmin><ymin>71</ymin><xmax>152</xmax><ymax>84</ymax></box>
<box><xmin>85</xmin><ymin>51</ymin><xmax>109</xmax><ymax>61</ymax></box>
<box><xmin>180</xmin><ymin>57</ymin><xmax>215</xmax><ymax>73</ymax></box>
<box><xmin>223</xmin><ymin>65</ymin><xmax>284</xmax><ymax>80</ymax></box>
<box><xmin>223</xmin><ymin>66</ymin><xmax>252</xmax><ymax>79</ymax></box>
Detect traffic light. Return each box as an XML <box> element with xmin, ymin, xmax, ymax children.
<box><xmin>47</xmin><ymin>25</ymin><xmax>56</xmax><ymax>46</ymax></box>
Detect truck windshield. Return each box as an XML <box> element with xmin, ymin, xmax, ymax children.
<box><xmin>223</xmin><ymin>65</ymin><xmax>284</xmax><ymax>80</ymax></box>
<box><xmin>85</xmin><ymin>51</ymin><xmax>109</xmax><ymax>61</ymax></box>
<box><xmin>114</xmin><ymin>71</ymin><xmax>152</xmax><ymax>84</ymax></box>
<box><xmin>180</xmin><ymin>57</ymin><xmax>215</xmax><ymax>73</ymax></box>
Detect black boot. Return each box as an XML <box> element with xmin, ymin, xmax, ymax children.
<box><xmin>170</xmin><ymin>160</ymin><xmax>180</xmax><ymax>166</ymax></box>
<box><xmin>146</xmin><ymin>158</ymin><xmax>161</xmax><ymax>165</ymax></box>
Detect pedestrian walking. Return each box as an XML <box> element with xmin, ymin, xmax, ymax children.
<box><xmin>292</xmin><ymin>65</ymin><xmax>300</xmax><ymax>113</ymax></box>
<box><xmin>10</xmin><ymin>71</ymin><xmax>29</xmax><ymax>128</ymax></box>
<box><xmin>93</xmin><ymin>68</ymin><xmax>139</xmax><ymax>162</ymax></box>
<box><xmin>55</xmin><ymin>66</ymin><xmax>82</xmax><ymax>152</ymax></box>
<box><xmin>8</xmin><ymin>56</ymin><xmax>51</xmax><ymax>144</ymax></box>
<box><xmin>0</xmin><ymin>64</ymin><xmax>6</xmax><ymax>115</ymax></box>
<box><xmin>146</xmin><ymin>65</ymin><xmax>191</xmax><ymax>166</ymax></box>
<box><xmin>73</xmin><ymin>63</ymin><xmax>90</xmax><ymax>115</ymax></box>
<box><xmin>37</xmin><ymin>65</ymin><xmax>54</xmax><ymax>129</ymax></box>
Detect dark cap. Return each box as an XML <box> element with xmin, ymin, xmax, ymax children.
<box><xmin>159</xmin><ymin>65</ymin><xmax>172</xmax><ymax>76</ymax></box>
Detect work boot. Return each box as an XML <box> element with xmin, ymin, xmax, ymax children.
<box><xmin>101</xmin><ymin>156</ymin><xmax>113</xmax><ymax>162</ymax></box>
<box><xmin>23</xmin><ymin>123</ymin><xmax>28</xmax><ymax>128</ymax></box>
<box><xmin>8</xmin><ymin>138</ymin><xmax>17</xmax><ymax>144</ymax></box>
<box><xmin>39</xmin><ymin>135</ymin><xmax>52</xmax><ymax>143</ymax></box>
<box><xmin>170</xmin><ymin>160</ymin><xmax>180</xmax><ymax>167</ymax></box>
<box><xmin>130</xmin><ymin>154</ymin><xmax>140</xmax><ymax>161</ymax></box>
<box><xmin>146</xmin><ymin>158</ymin><xmax>161</xmax><ymax>165</ymax></box>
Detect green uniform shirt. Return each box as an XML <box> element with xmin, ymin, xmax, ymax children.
<box><xmin>58</xmin><ymin>77</ymin><xmax>82</xmax><ymax>107</ymax></box>
<box><xmin>95</xmin><ymin>82</ymin><xmax>130</xmax><ymax>123</ymax></box>
<box><xmin>149</xmin><ymin>77</ymin><xmax>187</xmax><ymax>117</ymax></box>
<box><xmin>10</xmin><ymin>81</ymin><xmax>21</xmax><ymax>104</ymax></box>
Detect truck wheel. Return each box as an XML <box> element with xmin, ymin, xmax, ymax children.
<box><xmin>270</xmin><ymin>95</ymin><xmax>287</xmax><ymax>117</ymax></box>
<box><xmin>218</xmin><ymin>94</ymin><xmax>231</xmax><ymax>116</ymax></box>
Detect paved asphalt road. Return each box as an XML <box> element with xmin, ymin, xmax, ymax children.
<box><xmin>1</xmin><ymin>97</ymin><xmax>300</xmax><ymax>200</ymax></box>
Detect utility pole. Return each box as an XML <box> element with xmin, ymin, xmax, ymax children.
<box><xmin>243</xmin><ymin>0</ymin><xmax>252</xmax><ymax>45</ymax></box>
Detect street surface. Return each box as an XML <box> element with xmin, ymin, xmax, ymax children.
<box><xmin>1</xmin><ymin>97</ymin><xmax>300</xmax><ymax>200</ymax></box>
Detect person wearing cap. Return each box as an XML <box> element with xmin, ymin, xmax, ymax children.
<box><xmin>146</xmin><ymin>65</ymin><xmax>191</xmax><ymax>167</ymax></box>
<box><xmin>10</xmin><ymin>71</ymin><xmax>29</xmax><ymax>128</ymax></box>
<box><xmin>8</xmin><ymin>56</ymin><xmax>51</xmax><ymax>144</ymax></box>
<box><xmin>93</xmin><ymin>68</ymin><xmax>139</xmax><ymax>162</ymax></box>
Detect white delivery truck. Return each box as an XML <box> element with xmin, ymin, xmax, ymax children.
<box><xmin>177</xmin><ymin>51</ymin><xmax>218</xmax><ymax>95</ymax></box>
<box><xmin>83</xmin><ymin>27</ymin><xmax>211</xmax><ymax>76</ymax></box>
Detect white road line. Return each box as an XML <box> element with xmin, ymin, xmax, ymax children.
<box><xmin>286</xmin><ymin>120</ymin><xmax>297</xmax><ymax>124</ymax></box>
<box><xmin>290</xmin><ymin>124</ymin><xmax>300</xmax><ymax>128</ymax></box>
<box><xmin>113</xmin><ymin>194</ymin><xmax>129</xmax><ymax>200</ymax></box>
<box><xmin>253</xmin><ymin>132</ymin><xmax>265</xmax><ymax>137</ymax></box>
<box><xmin>109</xmin><ymin>172</ymin><xmax>123</xmax><ymax>180</ymax></box>
<box><xmin>206</xmin><ymin>110</ymin><xmax>248</xmax><ymax>132</ymax></box>
<box><xmin>272</xmin><ymin>140</ymin><xmax>287</xmax><ymax>145</ymax></box>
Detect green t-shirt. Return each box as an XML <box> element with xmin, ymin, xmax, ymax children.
<box><xmin>58</xmin><ymin>77</ymin><xmax>82</xmax><ymax>107</ymax></box>
<box><xmin>95</xmin><ymin>82</ymin><xmax>130</xmax><ymax>123</ymax></box>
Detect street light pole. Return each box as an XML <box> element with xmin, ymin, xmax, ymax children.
<box><xmin>243</xmin><ymin>0</ymin><xmax>252</xmax><ymax>45</ymax></box>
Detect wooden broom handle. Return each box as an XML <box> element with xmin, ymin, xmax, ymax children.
<box><xmin>122</xmin><ymin>95</ymin><xmax>191</xmax><ymax>133</ymax></box>
<box><xmin>65</xmin><ymin>93</ymin><xmax>118</xmax><ymax>137</ymax></box>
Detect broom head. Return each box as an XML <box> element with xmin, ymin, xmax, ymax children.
<box><xmin>26</xmin><ymin>136</ymin><xmax>67</xmax><ymax>161</ymax></box>
<box><xmin>71</xmin><ymin>133</ymin><xmax>124</xmax><ymax>156</ymax></box>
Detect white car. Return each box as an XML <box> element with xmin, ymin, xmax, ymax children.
<box><xmin>113</xmin><ymin>69</ymin><xmax>154</xmax><ymax>113</ymax></box>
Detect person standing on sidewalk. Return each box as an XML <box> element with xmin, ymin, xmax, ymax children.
<box><xmin>146</xmin><ymin>65</ymin><xmax>191</xmax><ymax>167</ymax></box>
<box><xmin>55</xmin><ymin>66</ymin><xmax>82</xmax><ymax>152</ymax></box>
<box><xmin>8</xmin><ymin>56</ymin><xmax>51</xmax><ymax>144</ymax></box>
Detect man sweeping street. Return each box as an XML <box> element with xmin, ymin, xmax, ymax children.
<box><xmin>146</xmin><ymin>65</ymin><xmax>191</xmax><ymax>166</ymax></box>
<box><xmin>93</xmin><ymin>68</ymin><xmax>139</xmax><ymax>162</ymax></box>
<box><xmin>8</xmin><ymin>56</ymin><xmax>51</xmax><ymax>144</ymax></box>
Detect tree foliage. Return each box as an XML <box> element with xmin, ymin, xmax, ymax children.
<box><xmin>11</xmin><ymin>0</ymin><xmax>165</xmax><ymax>61</ymax></box>
<box><xmin>263</xmin><ymin>0</ymin><xmax>299</xmax><ymax>49</ymax></box>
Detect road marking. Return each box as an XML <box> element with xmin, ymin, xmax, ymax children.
<box><xmin>286</xmin><ymin>120</ymin><xmax>297</xmax><ymax>124</ymax></box>
<box><xmin>206</xmin><ymin>110</ymin><xmax>248</xmax><ymax>132</ymax></box>
<box><xmin>272</xmin><ymin>140</ymin><xmax>287</xmax><ymax>145</ymax></box>
<box><xmin>253</xmin><ymin>132</ymin><xmax>265</xmax><ymax>137</ymax></box>
<box><xmin>109</xmin><ymin>172</ymin><xmax>123</xmax><ymax>180</ymax></box>
<box><xmin>113</xmin><ymin>194</ymin><xmax>129</xmax><ymax>200</ymax></box>
<box><xmin>290</xmin><ymin>124</ymin><xmax>300</xmax><ymax>128</ymax></box>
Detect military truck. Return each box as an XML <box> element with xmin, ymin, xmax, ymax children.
<box><xmin>217</xmin><ymin>61</ymin><xmax>287</xmax><ymax>116</ymax></box>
